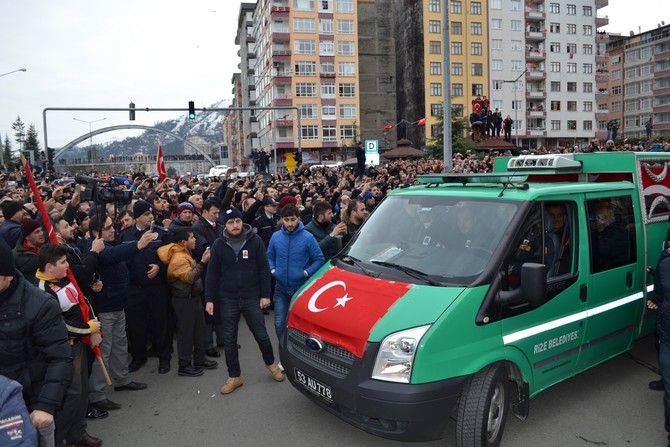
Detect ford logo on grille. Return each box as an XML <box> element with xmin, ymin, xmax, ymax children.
<box><xmin>305</xmin><ymin>336</ymin><xmax>324</xmax><ymax>353</ymax></box>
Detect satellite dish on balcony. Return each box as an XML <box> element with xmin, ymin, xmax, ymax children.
<box><xmin>629</xmin><ymin>30</ymin><xmax>634</xmax><ymax>36</ymax></box>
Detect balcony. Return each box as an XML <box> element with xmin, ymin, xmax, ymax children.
<box><xmin>526</xmin><ymin>29</ymin><xmax>546</xmax><ymax>41</ymax></box>
<box><xmin>275</xmin><ymin>119</ymin><xmax>293</xmax><ymax>128</ymax></box>
<box><xmin>526</xmin><ymin>50</ymin><xmax>546</xmax><ymax>61</ymax></box>
<box><xmin>595</xmin><ymin>52</ymin><xmax>609</xmax><ymax>63</ymax></box>
<box><xmin>528</xmin><ymin>128</ymin><xmax>547</xmax><ymax>137</ymax></box>
<box><xmin>595</xmin><ymin>109</ymin><xmax>609</xmax><ymax>116</ymax></box>
<box><xmin>596</xmin><ymin>88</ymin><xmax>609</xmax><ymax>96</ymax></box>
<box><xmin>271</xmin><ymin>49</ymin><xmax>292</xmax><ymax>61</ymax></box>
<box><xmin>526</xmin><ymin>70</ymin><xmax>546</xmax><ymax>80</ymax></box>
<box><xmin>596</xmin><ymin>15</ymin><xmax>609</xmax><ymax>27</ymax></box>
<box><xmin>320</xmin><ymin>72</ymin><xmax>336</xmax><ymax>78</ymax></box>
<box><xmin>272</xmin><ymin>26</ymin><xmax>290</xmax><ymax>42</ymax></box>
<box><xmin>273</xmin><ymin>74</ymin><xmax>292</xmax><ymax>84</ymax></box>
<box><xmin>273</xmin><ymin>97</ymin><xmax>293</xmax><ymax>106</ymax></box>
<box><xmin>595</xmin><ymin>70</ymin><xmax>609</xmax><ymax>82</ymax></box>
<box><xmin>526</xmin><ymin>90</ymin><xmax>546</xmax><ymax>99</ymax></box>
<box><xmin>270</xmin><ymin>5</ymin><xmax>290</xmax><ymax>16</ymax></box>
<box><xmin>596</xmin><ymin>32</ymin><xmax>609</xmax><ymax>43</ymax></box>
<box><xmin>527</xmin><ymin>109</ymin><xmax>546</xmax><ymax>118</ymax></box>
<box><xmin>525</xmin><ymin>9</ymin><xmax>545</xmax><ymax>21</ymax></box>
<box><xmin>595</xmin><ymin>0</ymin><xmax>608</xmax><ymax>9</ymax></box>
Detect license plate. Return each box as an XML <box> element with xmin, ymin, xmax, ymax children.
<box><xmin>294</xmin><ymin>368</ymin><xmax>333</xmax><ymax>401</ymax></box>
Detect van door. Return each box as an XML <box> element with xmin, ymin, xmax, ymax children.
<box><xmin>576</xmin><ymin>193</ymin><xmax>643</xmax><ymax>372</ymax></box>
<box><xmin>500</xmin><ymin>201</ymin><xmax>585</xmax><ymax>392</ymax></box>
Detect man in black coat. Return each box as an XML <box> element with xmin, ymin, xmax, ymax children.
<box><xmin>0</xmin><ymin>240</ymin><xmax>72</xmax><ymax>446</ymax></box>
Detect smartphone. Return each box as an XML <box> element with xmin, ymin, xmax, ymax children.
<box><xmin>149</xmin><ymin>221</ymin><xmax>155</xmax><ymax>233</ymax></box>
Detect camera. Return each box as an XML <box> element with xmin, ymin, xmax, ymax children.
<box><xmin>75</xmin><ymin>176</ymin><xmax>132</xmax><ymax>204</ymax></box>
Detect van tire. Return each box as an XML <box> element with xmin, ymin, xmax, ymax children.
<box><xmin>456</xmin><ymin>363</ymin><xmax>509</xmax><ymax>447</ymax></box>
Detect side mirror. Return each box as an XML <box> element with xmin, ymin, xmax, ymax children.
<box><xmin>520</xmin><ymin>263</ymin><xmax>547</xmax><ymax>307</ymax></box>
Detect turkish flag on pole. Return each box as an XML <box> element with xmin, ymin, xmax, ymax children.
<box><xmin>156</xmin><ymin>145</ymin><xmax>167</xmax><ymax>181</ymax></box>
<box><xmin>417</xmin><ymin>118</ymin><xmax>427</xmax><ymax>126</ymax></box>
<box><xmin>287</xmin><ymin>267</ymin><xmax>412</xmax><ymax>358</ymax></box>
<box><xmin>383</xmin><ymin>124</ymin><xmax>395</xmax><ymax>131</ymax></box>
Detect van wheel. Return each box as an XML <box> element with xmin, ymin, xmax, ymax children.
<box><xmin>456</xmin><ymin>364</ymin><xmax>509</xmax><ymax>447</ymax></box>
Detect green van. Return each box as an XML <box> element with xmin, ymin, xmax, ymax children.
<box><xmin>280</xmin><ymin>152</ymin><xmax>669</xmax><ymax>447</ymax></box>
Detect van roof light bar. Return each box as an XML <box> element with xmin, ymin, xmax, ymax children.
<box><xmin>417</xmin><ymin>173</ymin><xmax>529</xmax><ymax>185</ymax></box>
<box><xmin>506</xmin><ymin>154</ymin><xmax>583</xmax><ymax>171</ymax></box>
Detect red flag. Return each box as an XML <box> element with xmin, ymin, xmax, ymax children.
<box><xmin>156</xmin><ymin>145</ymin><xmax>167</xmax><ymax>181</ymax></box>
<box><xmin>383</xmin><ymin>124</ymin><xmax>395</xmax><ymax>131</ymax></box>
<box><xmin>21</xmin><ymin>156</ymin><xmax>101</xmax><ymax>357</ymax></box>
<box><xmin>287</xmin><ymin>267</ymin><xmax>412</xmax><ymax>358</ymax></box>
<box><xmin>417</xmin><ymin>118</ymin><xmax>427</xmax><ymax>126</ymax></box>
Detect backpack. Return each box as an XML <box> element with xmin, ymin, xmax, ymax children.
<box><xmin>0</xmin><ymin>375</ymin><xmax>38</xmax><ymax>446</ymax></box>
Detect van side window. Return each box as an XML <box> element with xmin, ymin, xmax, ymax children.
<box><xmin>586</xmin><ymin>196</ymin><xmax>636</xmax><ymax>273</ymax></box>
<box><xmin>546</xmin><ymin>202</ymin><xmax>575</xmax><ymax>277</ymax></box>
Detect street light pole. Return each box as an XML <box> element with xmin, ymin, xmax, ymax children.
<box><xmin>73</xmin><ymin>117</ymin><xmax>106</xmax><ymax>172</ymax></box>
<box><xmin>503</xmin><ymin>68</ymin><xmax>528</xmax><ymax>150</ymax></box>
<box><xmin>0</xmin><ymin>68</ymin><xmax>27</xmax><ymax>78</ymax></box>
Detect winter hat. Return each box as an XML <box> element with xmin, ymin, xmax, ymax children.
<box><xmin>221</xmin><ymin>207</ymin><xmax>243</xmax><ymax>225</ymax></box>
<box><xmin>278</xmin><ymin>195</ymin><xmax>298</xmax><ymax>209</ymax></box>
<box><xmin>262</xmin><ymin>196</ymin><xmax>279</xmax><ymax>206</ymax></box>
<box><xmin>21</xmin><ymin>218</ymin><xmax>42</xmax><ymax>238</ymax></box>
<box><xmin>0</xmin><ymin>240</ymin><xmax>16</xmax><ymax>276</ymax></box>
<box><xmin>75</xmin><ymin>211</ymin><xmax>89</xmax><ymax>225</ymax></box>
<box><xmin>133</xmin><ymin>200</ymin><xmax>153</xmax><ymax>219</ymax></box>
<box><xmin>176</xmin><ymin>202</ymin><xmax>195</xmax><ymax>215</ymax></box>
<box><xmin>363</xmin><ymin>191</ymin><xmax>374</xmax><ymax>201</ymax></box>
<box><xmin>2</xmin><ymin>201</ymin><xmax>24</xmax><ymax>220</ymax></box>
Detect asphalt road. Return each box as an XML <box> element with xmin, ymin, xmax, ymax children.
<box><xmin>88</xmin><ymin>315</ymin><xmax>667</xmax><ymax>447</ymax></box>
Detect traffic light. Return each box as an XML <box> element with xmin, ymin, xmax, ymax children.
<box><xmin>188</xmin><ymin>101</ymin><xmax>196</xmax><ymax>119</ymax></box>
<box><xmin>293</xmin><ymin>150</ymin><xmax>302</xmax><ymax>166</ymax></box>
<box><xmin>47</xmin><ymin>147</ymin><xmax>55</xmax><ymax>171</ymax></box>
<box><xmin>129</xmin><ymin>102</ymin><xmax>135</xmax><ymax>121</ymax></box>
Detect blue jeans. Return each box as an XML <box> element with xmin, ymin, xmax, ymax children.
<box><xmin>273</xmin><ymin>286</ymin><xmax>295</xmax><ymax>343</ymax></box>
<box><xmin>221</xmin><ymin>297</ymin><xmax>275</xmax><ymax>377</ymax></box>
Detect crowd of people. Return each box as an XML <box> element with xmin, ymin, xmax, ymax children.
<box><xmin>3</xmin><ymin>143</ymin><xmax>670</xmax><ymax>446</ymax></box>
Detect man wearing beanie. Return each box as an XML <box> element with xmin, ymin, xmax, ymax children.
<box><xmin>0</xmin><ymin>201</ymin><xmax>27</xmax><ymax>248</ymax></box>
<box><xmin>14</xmin><ymin>218</ymin><xmax>45</xmax><ymax>283</ymax></box>
<box><xmin>118</xmin><ymin>200</ymin><xmax>173</xmax><ymax>374</ymax></box>
<box><xmin>204</xmin><ymin>207</ymin><xmax>284</xmax><ymax>395</ymax></box>
<box><xmin>0</xmin><ymin>240</ymin><xmax>72</xmax><ymax>446</ymax></box>
<box><xmin>169</xmin><ymin>202</ymin><xmax>195</xmax><ymax>231</ymax></box>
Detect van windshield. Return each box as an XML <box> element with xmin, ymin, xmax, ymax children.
<box><xmin>344</xmin><ymin>196</ymin><xmax>518</xmax><ymax>283</ymax></box>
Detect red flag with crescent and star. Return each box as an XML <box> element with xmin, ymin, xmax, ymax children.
<box><xmin>156</xmin><ymin>145</ymin><xmax>167</xmax><ymax>181</ymax></box>
<box><xmin>287</xmin><ymin>267</ymin><xmax>412</xmax><ymax>358</ymax></box>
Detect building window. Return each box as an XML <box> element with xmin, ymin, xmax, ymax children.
<box><xmin>583</xmin><ymin>44</ymin><xmax>593</xmax><ymax>55</ymax></box>
<box><xmin>430</xmin><ymin>83</ymin><xmax>443</xmax><ymax>96</ymax></box>
<box><xmin>293</xmin><ymin>0</ymin><xmax>315</xmax><ymax>11</ymax></box>
<box><xmin>300</xmin><ymin>125</ymin><xmax>319</xmax><ymax>140</ymax></box>
<box><xmin>471</xmin><ymin>22</ymin><xmax>482</xmax><ymax>35</ymax></box>
<box><xmin>567</xmin><ymin>120</ymin><xmax>577</xmax><ymax>130</ymax></box>
<box><xmin>339</xmin><ymin>125</ymin><xmax>356</xmax><ymax>140</ymax></box>
<box><xmin>338</xmin><ymin>83</ymin><xmax>356</xmax><ymax>97</ymax></box>
<box><xmin>453</xmin><ymin>104</ymin><xmax>464</xmax><ymax>116</ymax></box>
<box><xmin>338</xmin><ymin>41</ymin><xmax>355</xmax><ymax>55</ymax></box>
<box><xmin>296</xmin><ymin>82</ymin><xmax>317</xmax><ymax>97</ymax></box>
<box><xmin>611</xmin><ymin>85</ymin><xmax>621</xmax><ymax>95</ymax></box>
<box><xmin>510</xmin><ymin>0</ymin><xmax>520</xmax><ymax>10</ymax></box>
<box><xmin>511</xmin><ymin>20</ymin><xmax>522</xmax><ymax>31</ymax></box>
<box><xmin>295</xmin><ymin>40</ymin><xmax>316</xmax><ymax>54</ymax></box>
<box><xmin>339</xmin><ymin>104</ymin><xmax>357</xmax><ymax>118</ymax></box>
<box><xmin>321</xmin><ymin>83</ymin><xmax>336</xmax><ymax>97</ymax></box>
<box><xmin>550</xmin><ymin>42</ymin><xmax>561</xmax><ymax>53</ymax></box>
<box><xmin>320</xmin><ymin>41</ymin><xmax>334</xmax><ymax>55</ymax></box>
<box><xmin>471</xmin><ymin>42</ymin><xmax>483</xmax><ymax>55</ymax></box>
<box><xmin>319</xmin><ymin>19</ymin><xmax>333</xmax><ymax>34</ymax></box>
<box><xmin>338</xmin><ymin>62</ymin><xmax>355</xmax><ymax>76</ymax></box>
<box><xmin>491</xmin><ymin>19</ymin><xmax>502</xmax><ymax>30</ymax></box>
<box><xmin>431</xmin><ymin>103</ymin><xmax>444</xmax><ymax>116</ymax></box>
<box><xmin>551</xmin><ymin>81</ymin><xmax>561</xmax><ymax>92</ymax></box>
<box><xmin>566</xmin><ymin>43</ymin><xmax>577</xmax><ymax>54</ymax></box>
<box><xmin>452</xmin><ymin>62</ymin><xmax>463</xmax><ymax>75</ymax></box>
<box><xmin>567</xmin><ymin>63</ymin><xmax>577</xmax><ymax>73</ymax></box>
<box><xmin>429</xmin><ymin>0</ymin><xmax>440</xmax><ymax>12</ymax></box>
<box><xmin>583</xmin><ymin>64</ymin><xmax>593</xmax><ymax>74</ymax></box>
<box><xmin>452</xmin><ymin>83</ymin><xmax>463</xmax><ymax>96</ymax></box>
<box><xmin>491</xmin><ymin>59</ymin><xmax>503</xmax><ymax>71</ymax></box>
<box><xmin>567</xmin><ymin>82</ymin><xmax>577</xmax><ymax>92</ymax></box>
<box><xmin>299</xmin><ymin>104</ymin><xmax>318</xmax><ymax>118</ymax></box>
<box><xmin>337</xmin><ymin>19</ymin><xmax>354</xmax><ymax>34</ymax></box>
<box><xmin>470</xmin><ymin>2</ymin><xmax>481</xmax><ymax>14</ymax></box>
<box><xmin>451</xmin><ymin>42</ymin><xmax>463</xmax><ymax>55</ymax></box>
<box><xmin>429</xmin><ymin>41</ymin><xmax>441</xmax><ymax>54</ymax></box>
<box><xmin>567</xmin><ymin>101</ymin><xmax>577</xmax><ymax>111</ymax></box>
<box><xmin>293</xmin><ymin>17</ymin><xmax>315</xmax><ymax>33</ymax></box>
<box><xmin>472</xmin><ymin>83</ymin><xmax>483</xmax><ymax>96</ymax></box>
<box><xmin>451</xmin><ymin>21</ymin><xmax>462</xmax><ymax>35</ymax></box>
<box><xmin>551</xmin><ymin>120</ymin><xmax>561</xmax><ymax>130</ymax></box>
<box><xmin>583</xmin><ymin>25</ymin><xmax>592</xmax><ymax>35</ymax></box>
<box><xmin>294</xmin><ymin>61</ymin><xmax>316</xmax><ymax>76</ymax></box>
<box><xmin>492</xmin><ymin>80</ymin><xmax>503</xmax><ymax>90</ymax></box>
<box><xmin>511</xmin><ymin>40</ymin><xmax>522</xmax><ymax>51</ymax></box>
<box><xmin>511</xmin><ymin>60</ymin><xmax>523</xmax><ymax>71</ymax></box>
<box><xmin>583</xmin><ymin>5</ymin><xmax>592</xmax><ymax>16</ymax></box>
<box><xmin>567</xmin><ymin>24</ymin><xmax>576</xmax><ymax>34</ymax></box>
<box><xmin>490</xmin><ymin>0</ymin><xmax>502</xmax><ymax>9</ymax></box>
<box><xmin>320</xmin><ymin>61</ymin><xmax>334</xmax><ymax>74</ymax></box>
<box><xmin>430</xmin><ymin>62</ymin><xmax>442</xmax><ymax>75</ymax></box>
<box><xmin>583</xmin><ymin>120</ymin><xmax>593</xmax><ymax>131</ymax></box>
<box><xmin>492</xmin><ymin>39</ymin><xmax>502</xmax><ymax>50</ymax></box>
<box><xmin>430</xmin><ymin>124</ymin><xmax>441</xmax><ymax>138</ymax></box>
<box><xmin>583</xmin><ymin>82</ymin><xmax>593</xmax><ymax>93</ymax></box>
<box><xmin>550</xmin><ymin>23</ymin><xmax>560</xmax><ymax>33</ymax></box>
<box><xmin>472</xmin><ymin>63</ymin><xmax>483</xmax><ymax>76</ymax></box>
<box><xmin>612</xmin><ymin>70</ymin><xmax>621</xmax><ymax>80</ymax></box>
<box><xmin>611</xmin><ymin>101</ymin><xmax>621</xmax><ymax>112</ymax></box>
<box><xmin>549</xmin><ymin>3</ymin><xmax>560</xmax><ymax>13</ymax></box>
<box><xmin>321</xmin><ymin>105</ymin><xmax>335</xmax><ymax>118</ymax></box>
<box><xmin>566</xmin><ymin>4</ymin><xmax>576</xmax><ymax>14</ymax></box>
<box><xmin>336</xmin><ymin>0</ymin><xmax>354</xmax><ymax>13</ymax></box>
<box><xmin>322</xmin><ymin>126</ymin><xmax>337</xmax><ymax>142</ymax></box>
<box><xmin>450</xmin><ymin>1</ymin><xmax>462</xmax><ymax>14</ymax></box>
<box><xmin>429</xmin><ymin>20</ymin><xmax>441</xmax><ymax>33</ymax></box>
<box><xmin>319</xmin><ymin>0</ymin><xmax>332</xmax><ymax>11</ymax></box>
<box><xmin>551</xmin><ymin>62</ymin><xmax>561</xmax><ymax>72</ymax></box>
<box><xmin>551</xmin><ymin>101</ymin><xmax>561</xmax><ymax>111</ymax></box>
<box><xmin>583</xmin><ymin>101</ymin><xmax>593</xmax><ymax>112</ymax></box>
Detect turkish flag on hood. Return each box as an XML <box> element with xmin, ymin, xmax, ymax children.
<box><xmin>287</xmin><ymin>267</ymin><xmax>413</xmax><ymax>358</ymax></box>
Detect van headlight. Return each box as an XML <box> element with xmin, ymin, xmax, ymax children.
<box><xmin>371</xmin><ymin>325</ymin><xmax>431</xmax><ymax>383</ymax></box>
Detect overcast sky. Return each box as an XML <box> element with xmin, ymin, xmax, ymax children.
<box><xmin>0</xmin><ymin>0</ymin><xmax>666</xmax><ymax>149</ymax></box>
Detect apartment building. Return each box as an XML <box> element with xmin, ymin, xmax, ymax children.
<box><xmin>236</xmin><ymin>2</ymin><xmax>260</xmax><ymax>162</ymax></box>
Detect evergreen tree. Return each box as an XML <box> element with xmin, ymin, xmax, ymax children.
<box><xmin>426</xmin><ymin>107</ymin><xmax>477</xmax><ymax>159</ymax></box>
<box><xmin>2</xmin><ymin>134</ymin><xmax>14</xmax><ymax>171</ymax></box>
<box><xmin>11</xmin><ymin>116</ymin><xmax>26</xmax><ymax>155</ymax></box>
<box><xmin>24</xmin><ymin>124</ymin><xmax>41</xmax><ymax>162</ymax></box>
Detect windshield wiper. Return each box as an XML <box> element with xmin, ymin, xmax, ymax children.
<box><xmin>371</xmin><ymin>260</ymin><xmax>443</xmax><ymax>286</ymax></box>
<box><xmin>337</xmin><ymin>255</ymin><xmax>376</xmax><ymax>277</ymax></box>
